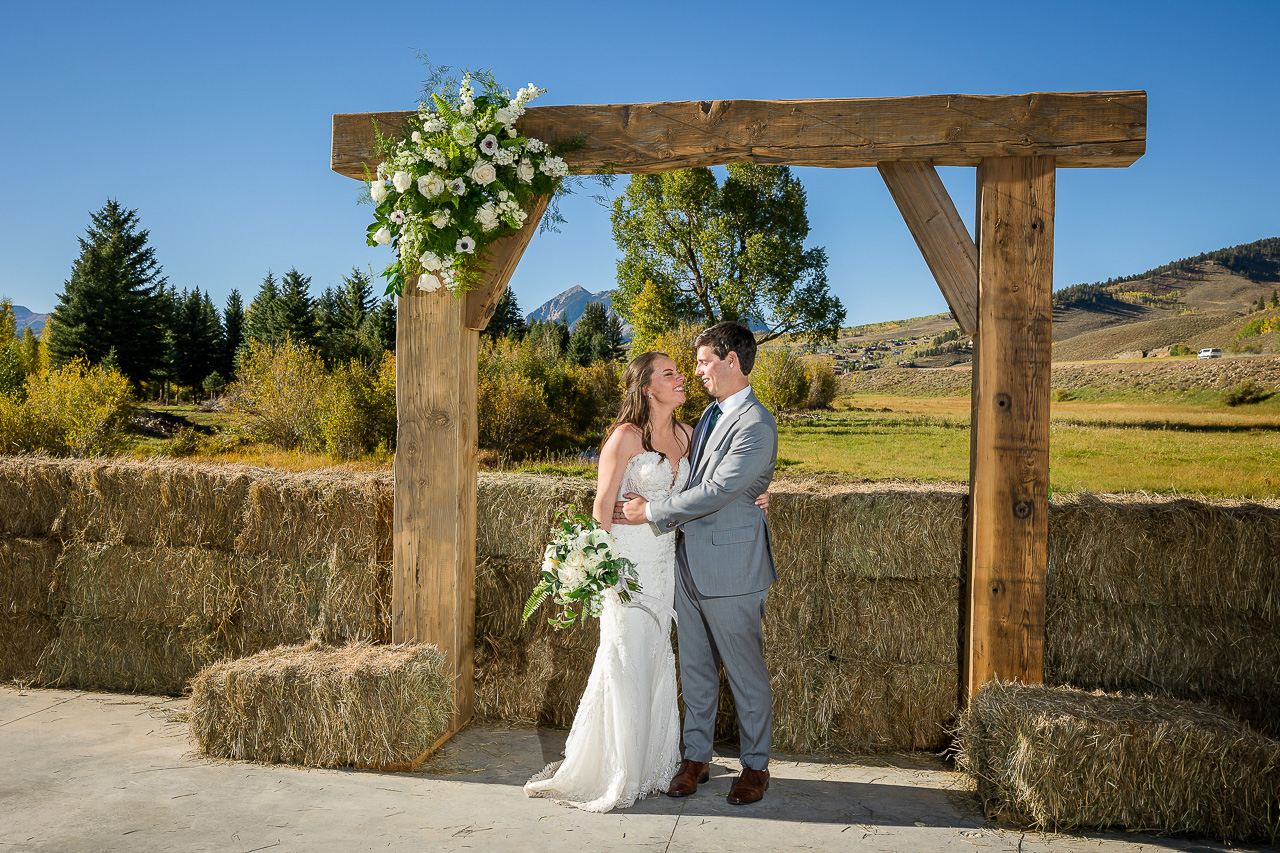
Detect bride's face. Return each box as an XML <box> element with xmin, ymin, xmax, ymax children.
<box><xmin>645</xmin><ymin>356</ymin><xmax>686</xmax><ymax>408</ymax></box>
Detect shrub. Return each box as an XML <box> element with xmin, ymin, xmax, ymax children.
<box><xmin>479</xmin><ymin>337</ymin><xmax>552</xmax><ymax>457</ymax></box>
<box><xmin>1052</xmin><ymin>388</ymin><xmax>1075</xmax><ymax>402</ymax></box>
<box><xmin>752</xmin><ymin>348</ymin><xmax>808</xmax><ymax>414</ymax></box>
<box><xmin>0</xmin><ymin>359</ymin><xmax>134</xmax><ymax>456</ymax></box>
<box><xmin>1169</xmin><ymin>344</ymin><xmax>1193</xmax><ymax>357</ymax></box>
<box><xmin>317</xmin><ymin>359</ymin><xmax>394</xmax><ymax>459</ymax></box>
<box><xmin>229</xmin><ymin>337</ymin><xmax>328</xmax><ymax>450</ymax></box>
<box><xmin>804</xmin><ymin>360</ymin><xmax>837</xmax><ymax>409</ymax></box>
<box><xmin>1223</xmin><ymin>380</ymin><xmax>1272</xmax><ymax>407</ymax></box>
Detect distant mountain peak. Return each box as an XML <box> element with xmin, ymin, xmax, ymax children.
<box><xmin>526</xmin><ymin>286</ymin><xmax>615</xmax><ymax>328</ymax></box>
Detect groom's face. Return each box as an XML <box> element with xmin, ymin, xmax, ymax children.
<box><xmin>695</xmin><ymin>344</ymin><xmax>739</xmax><ymax>400</ymax></box>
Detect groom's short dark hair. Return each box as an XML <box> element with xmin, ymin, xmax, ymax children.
<box><xmin>695</xmin><ymin>322</ymin><xmax>757</xmax><ymax>375</ymax></box>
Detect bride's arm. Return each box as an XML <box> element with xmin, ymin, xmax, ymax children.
<box><xmin>593</xmin><ymin>426</ymin><xmax>641</xmax><ymax>532</ymax></box>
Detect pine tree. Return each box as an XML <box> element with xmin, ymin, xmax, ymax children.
<box><xmin>275</xmin><ymin>268</ymin><xmax>318</xmax><ymax>346</ymax></box>
<box><xmin>603</xmin><ymin>310</ymin><xmax>626</xmax><ymax>361</ymax></box>
<box><xmin>48</xmin><ymin>199</ymin><xmax>167</xmax><ymax>384</ymax></box>
<box><xmin>360</xmin><ymin>298</ymin><xmax>397</xmax><ymax>354</ymax></box>
<box><xmin>222</xmin><ymin>289</ymin><xmax>245</xmax><ymax>377</ymax></box>
<box><xmin>166</xmin><ymin>288</ymin><xmax>222</xmax><ymax>391</ymax></box>
<box><xmin>1272</xmin><ymin>289</ymin><xmax>1278</xmax><ymax>309</ymax></box>
<box><xmin>315</xmin><ymin>285</ymin><xmax>344</xmax><ymax>363</ymax></box>
<box><xmin>567</xmin><ymin>302</ymin><xmax>611</xmax><ymax>365</ymax></box>
<box><xmin>246</xmin><ymin>272</ymin><xmax>281</xmax><ymax>344</ymax></box>
<box><xmin>482</xmin><ymin>287</ymin><xmax>527</xmax><ymax>341</ymax></box>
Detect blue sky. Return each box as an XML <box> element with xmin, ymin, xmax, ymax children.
<box><xmin>2</xmin><ymin>1</ymin><xmax>1277</xmax><ymax>327</ymax></box>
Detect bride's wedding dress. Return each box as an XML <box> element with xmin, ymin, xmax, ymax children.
<box><xmin>524</xmin><ymin>450</ymin><xmax>688</xmax><ymax>812</ymax></box>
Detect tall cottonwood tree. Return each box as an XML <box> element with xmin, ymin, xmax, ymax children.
<box><xmin>611</xmin><ymin>165</ymin><xmax>845</xmax><ymax>345</ymax></box>
<box><xmin>49</xmin><ymin>199</ymin><xmax>168</xmax><ymax>383</ymax></box>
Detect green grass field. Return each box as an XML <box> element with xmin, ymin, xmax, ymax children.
<box><xmin>775</xmin><ymin>395</ymin><xmax>1280</xmax><ymax>499</ymax></box>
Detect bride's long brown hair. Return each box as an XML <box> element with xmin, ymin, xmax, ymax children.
<box><xmin>603</xmin><ymin>351</ymin><xmax>689</xmax><ymax>460</ymax></box>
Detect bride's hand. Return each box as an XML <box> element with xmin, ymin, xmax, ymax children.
<box><xmin>755</xmin><ymin>491</ymin><xmax>771</xmax><ymax>513</ymax></box>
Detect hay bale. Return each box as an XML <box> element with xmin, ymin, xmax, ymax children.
<box><xmin>822</xmin><ymin>491</ymin><xmax>967</xmax><ymax>580</ymax></box>
<box><xmin>1046</xmin><ymin>598</ymin><xmax>1280</xmax><ymax>736</ymax></box>
<box><xmin>0</xmin><ymin>456</ymin><xmax>74</xmax><ymax>538</ymax></box>
<box><xmin>58</xmin><ymin>460</ymin><xmax>252</xmax><ymax>550</ymax></box>
<box><xmin>1</xmin><ymin>536</ymin><xmax>61</xmax><ymax>616</ymax></box>
<box><xmin>235</xmin><ymin>471</ymin><xmax>392</xmax><ymax>564</ymax></box>
<box><xmin>476</xmin><ymin>473</ymin><xmax>595</xmax><ymax>561</ymax></box>
<box><xmin>187</xmin><ymin>640</ymin><xmax>452</xmax><ymax>768</ymax></box>
<box><xmin>35</xmin><ymin>617</ymin><xmax>250</xmax><ymax>695</ymax></box>
<box><xmin>1049</xmin><ymin>493</ymin><xmax>1280</xmax><ymax>616</ymax></box>
<box><xmin>956</xmin><ymin>682</ymin><xmax>1280</xmax><ymax>843</ymax></box>
<box><xmin>238</xmin><ymin>555</ymin><xmax>389</xmax><ymax>644</ymax></box>
<box><xmin>0</xmin><ymin>613</ymin><xmax>57</xmax><ymax>681</ymax></box>
<box><xmin>54</xmin><ymin>541</ymin><xmax>241</xmax><ymax>627</ymax></box>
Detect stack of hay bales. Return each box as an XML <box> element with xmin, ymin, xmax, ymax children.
<box><xmin>1047</xmin><ymin>493</ymin><xmax>1280</xmax><ymax>736</ymax></box>
<box><xmin>0</xmin><ymin>458</ymin><xmax>393</xmax><ymax>694</ymax></box>
<box><xmin>956</xmin><ymin>682</ymin><xmax>1280</xmax><ymax>844</ymax></box>
<box><xmin>0</xmin><ymin>458</ymin><xmax>73</xmax><ymax>681</ymax></box>
<box><xmin>472</xmin><ymin>474</ymin><xmax>599</xmax><ymax>727</ymax></box>
<box><xmin>749</xmin><ymin>485</ymin><xmax>966</xmax><ymax>753</ymax></box>
<box><xmin>188</xmin><ymin>640</ymin><xmax>452</xmax><ymax>768</ymax></box>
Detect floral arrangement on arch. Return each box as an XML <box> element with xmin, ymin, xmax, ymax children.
<box><xmin>366</xmin><ymin>70</ymin><xmax>571</xmax><ymax>297</ymax></box>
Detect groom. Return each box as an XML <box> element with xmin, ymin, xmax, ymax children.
<box><xmin>619</xmin><ymin>321</ymin><xmax>778</xmax><ymax>805</ymax></box>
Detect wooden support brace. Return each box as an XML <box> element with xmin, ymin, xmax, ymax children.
<box><xmin>878</xmin><ymin>161</ymin><xmax>979</xmax><ymax>334</ymax></box>
<box><xmin>965</xmin><ymin>156</ymin><xmax>1054</xmax><ymax>698</ymax></box>
<box><xmin>393</xmin><ymin>199</ymin><xmax>547</xmax><ymax>743</ymax></box>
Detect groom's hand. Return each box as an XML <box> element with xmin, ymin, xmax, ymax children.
<box><xmin>620</xmin><ymin>493</ymin><xmax>649</xmax><ymax>524</ymax></box>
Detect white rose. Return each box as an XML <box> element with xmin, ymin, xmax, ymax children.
<box><xmin>370</xmin><ymin>180</ymin><xmax>389</xmax><ymax>202</ymax></box>
<box><xmin>475</xmin><ymin>202</ymin><xmax>500</xmax><ymax>232</ymax></box>
<box><xmin>430</xmin><ymin>209</ymin><xmax>452</xmax><ymax>228</ymax></box>
<box><xmin>470</xmin><ymin>160</ymin><xmax>498</xmax><ymax>187</ymax></box>
<box><xmin>589</xmin><ymin>528</ymin><xmax>612</xmax><ymax>548</ymax></box>
<box><xmin>452</xmin><ymin>122</ymin><xmax>477</xmax><ymax>145</ymax></box>
<box><xmin>411</xmin><ymin>131</ymin><xmax>423</xmax><ymax>144</ymax></box>
<box><xmin>419</xmin><ymin>251</ymin><xmax>443</xmax><ymax>271</ymax></box>
<box><xmin>517</xmin><ymin>158</ymin><xmax>535</xmax><ymax>184</ymax></box>
<box><xmin>456</xmin><ymin>235</ymin><xmax>476</xmax><ymax>254</ymax></box>
<box><xmin>372</xmin><ymin>226</ymin><xmax>392</xmax><ymax>245</ymax></box>
<box><xmin>418</xmin><ymin>172</ymin><xmax>445</xmax><ymax>199</ymax></box>
<box><xmin>416</xmin><ymin>273</ymin><xmax>443</xmax><ymax>292</ymax></box>
<box><xmin>392</xmin><ymin>171</ymin><xmax>412</xmax><ymax>193</ymax></box>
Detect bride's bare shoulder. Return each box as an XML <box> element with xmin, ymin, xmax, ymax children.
<box><xmin>601</xmin><ymin>423</ymin><xmax>645</xmax><ymax>460</ymax></box>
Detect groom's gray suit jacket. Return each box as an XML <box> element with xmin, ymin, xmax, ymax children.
<box><xmin>647</xmin><ymin>389</ymin><xmax>778</xmax><ymax>596</ymax></box>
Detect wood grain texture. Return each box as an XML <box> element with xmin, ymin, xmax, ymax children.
<box><xmin>878</xmin><ymin>161</ymin><xmax>979</xmax><ymax>333</ymax></box>
<box><xmin>394</xmin><ymin>286</ymin><xmax>478</xmax><ymax>735</ymax></box>
<box><xmin>966</xmin><ymin>156</ymin><xmax>1054</xmax><ymax>698</ymax></box>
<box><xmin>463</xmin><ymin>194</ymin><xmax>551</xmax><ymax>330</ymax></box>
<box><xmin>332</xmin><ymin>91</ymin><xmax>1146</xmax><ymax>177</ymax></box>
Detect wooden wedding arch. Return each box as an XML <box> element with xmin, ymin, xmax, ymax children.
<box><xmin>332</xmin><ymin>90</ymin><xmax>1148</xmax><ymax>743</ymax></box>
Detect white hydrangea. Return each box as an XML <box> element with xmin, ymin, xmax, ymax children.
<box><xmin>539</xmin><ymin>155</ymin><xmax>569</xmax><ymax>178</ymax></box>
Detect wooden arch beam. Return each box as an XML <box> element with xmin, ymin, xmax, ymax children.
<box><xmin>334</xmin><ymin>91</ymin><xmax>1146</xmax><ymax>178</ymax></box>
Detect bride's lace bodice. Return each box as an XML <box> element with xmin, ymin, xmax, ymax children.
<box><xmin>524</xmin><ymin>450</ymin><xmax>686</xmax><ymax>813</ymax></box>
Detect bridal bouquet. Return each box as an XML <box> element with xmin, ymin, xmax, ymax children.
<box><xmin>522</xmin><ymin>507</ymin><xmax>642</xmax><ymax>630</ymax></box>
<box><xmin>365</xmin><ymin>69</ymin><xmax>571</xmax><ymax>297</ymax></box>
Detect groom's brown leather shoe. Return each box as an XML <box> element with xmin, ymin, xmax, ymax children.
<box><xmin>727</xmin><ymin>768</ymin><xmax>770</xmax><ymax>804</ymax></box>
<box><xmin>666</xmin><ymin>759</ymin><xmax>710</xmax><ymax>797</ymax></box>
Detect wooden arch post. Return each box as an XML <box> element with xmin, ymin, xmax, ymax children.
<box><xmin>333</xmin><ymin>90</ymin><xmax>1146</xmax><ymax>739</ymax></box>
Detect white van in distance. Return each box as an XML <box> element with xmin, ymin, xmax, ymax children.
<box><xmin>1198</xmin><ymin>348</ymin><xmax>1222</xmax><ymax>359</ymax></box>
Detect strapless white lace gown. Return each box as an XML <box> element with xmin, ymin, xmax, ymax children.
<box><xmin>524</xmin><ymin>451</ymin><xmax>687</xmax><ymax>813</ymax></box>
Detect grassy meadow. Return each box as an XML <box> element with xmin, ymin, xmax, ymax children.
<box><xmin>776</xmin><ymin>394</ymin><xmax>1280</xmax><ymax>499</ymax></box>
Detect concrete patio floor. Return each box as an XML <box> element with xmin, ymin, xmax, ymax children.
<box><xmin>1</xmin><ymin>686</ymin><xmax>1271</xmax><ymax>852</ymax></box>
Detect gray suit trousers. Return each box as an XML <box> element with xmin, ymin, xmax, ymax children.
<box><xmin>674</xmin><ymin>539</ymin><xmax>772</xmax><ymax>770</ymax></box>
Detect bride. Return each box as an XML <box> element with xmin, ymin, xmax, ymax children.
<box><xmin>523</xmin><ymin>350</ymin><xmax>767</xmax><ymax>813</ymax></box>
